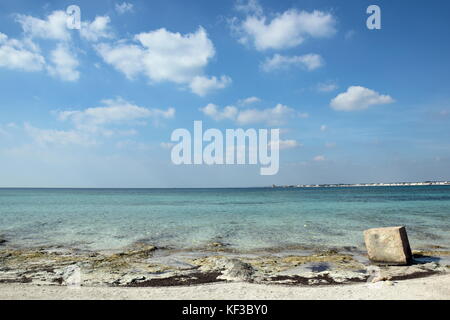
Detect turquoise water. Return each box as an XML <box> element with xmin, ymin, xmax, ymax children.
<box><xmin>0</xmin><ymin>187</ymin><xmax>449</xmax><ymax>251</ymax></box>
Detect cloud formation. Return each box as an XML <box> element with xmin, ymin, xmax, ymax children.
<box><xmin>316</xmin><ymin>81</ymin><xmax>338</xmax><ymax>92</ymax></box>
<box><xmin>96</xmin><ymin>27</ymin><xmax>231</xmax><ymax>96</ymax></box>
<box><xmin>232</xmin><ymin>1</ymin><xmax>336</xmax><ymax>51</ymax></box>
<box><xmin>200</xmin><ymin>103</ymin><xmax>301</xmax><ymax>126</ymax></box>
<box><xmin>47</xmin><ymin>44</ymin><xmax>79</xmax><ymax>81</ymax></box>
<box><xmin>0</xmin><ymin>33</ymin><xmax>45</xmax><ymax>71</ymax></box>
<box><xmin>1</xmin><ymin>11</ymin><xmax>113</xmax><ymax>82</ymax></box>
<box><xmin>115</xmin><ymin>2</ymin><xmax>134</xmax><ymax>14</ymax></box>
<box><xmin>16</xmin><ymin>11</ymin><xmax>70</xmax><ymax>41</ymax></box>
<box><xmin>330</xmin><ymin>86</ymin><xmax>395</xmax><ymax>111</ymax></box>
<box><xmin>269</xmin><ymin>139</ymin><xmax>301</xmax><ymax>150</ymax></box>
<box><xmin>80</xmin><ymin>16</ymin><xmax>114</xmax><ymax>42</ymax></box>
<box><xmin>24</xmin><ymin>123</ymin><xmax>94</xmax><ymax>146</ymax></box>
<box><xmin>314</xmin><ymin>155</ymin><xmax>326</xmax><ymax>161</ymax></box>
<box><xmin>200</xmin><ymin>103</ymin><xmax>238</xmax><ymax>121</ymax></box>
<box><xmin>189</xmin><ymin>75</ymin><xmax>232</xmax><ymax>96</ymax></box>
<box><xmin>261</xmin><ymin>53</ymin><xmax>324</xmax><ymax>72</ymax></box>
<box><xmin>238</xmin><ymin>96</ymin><xmax>261</xmax><ymax>105</ymax></box>
<box><xmin>58</xmin><ymin>98</ymin><xmax>175</xmax><ymax>133</ymax></box>
<box><xmin>24</xmin><ymin>98</ymin><xmax>175</xmax><ymax>147</ymax></box>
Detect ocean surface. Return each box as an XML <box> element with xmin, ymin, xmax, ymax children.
<box><xmin>0</xmin><ymin>187</ymin><xmax>449</xmax><ymax>251</ymax></box>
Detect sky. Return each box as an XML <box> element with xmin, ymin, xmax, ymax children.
<box><xmin>0</xmin><ymin>0</ymin><xmax>449</xmax><ymax>187</ymax></box>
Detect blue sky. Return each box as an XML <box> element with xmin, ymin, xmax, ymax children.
<box><xmin>0</xmin><ymin>0</ymin><xmax>449</xmax><ymax>187</ymax></box>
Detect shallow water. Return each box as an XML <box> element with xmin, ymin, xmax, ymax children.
<box><xmin>0</xmin><ymin>186</ymin><xmax>449</xmax><ymax>251</ymax></box>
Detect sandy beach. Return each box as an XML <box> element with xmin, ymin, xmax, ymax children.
<box><xmin>1</xmin><ymin>273</ymin><xmax>449</xmax><ymax>300</ymax></box>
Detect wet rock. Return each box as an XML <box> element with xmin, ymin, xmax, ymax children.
<box><xmin>205</xmin><ymin>241</ymin><xmax>233</xmax><ymax>252</ymax></box>
<box><xmin>56</xmin><ymin>264</ymin><xmax>82</xmax><ymax>287</ymax></box>
<box><xmin>370</xmin><ymin>262</ymin><xmax>445</xmax><ymax>282</ymax></box>
<box><xmin>147</xmin><ymin>256</ymin><xmax>197</xmax><ymax>270</ymax></box>
<box><xmin>119</xmin><ymin>244</ymin><xmax>157</xmax><ymax>258</ymax></box>
<box><xmin>196</xmin><ymin>257</ymin><xmax>254</xmax><ymax>281</ymax></box>
<box><xmin>265</xmin><ymin>270</ymin><xmax>367</xmax><ymax>286</ymax></box>
<box><xmin>364</xmin><ymin>226</ymin><xmax>412</xmax><ymax>265</ymax></box>
<box><xmin>308</xmin><ymin>279</ymin><xmax>327</xmax><ymax>285</ymax></box>
<box><xmin>217</xmin><ymin>258</ymin><xmax>254</xmax><ymax>281</ymax></box>
<box><xmin>209</xmin><ymin>242</ymin><xmax>225</xmax><ymax>248</ymax></box>
<box><xmin>0</xmin><ymin>237</ymin><xmax>7</xmax><ymax>246</ymax></box>
<box><xmin>114</xmin><ymin>274</ymin><xmax>147</xmax><ymax>286</ymax></box>
<box><xmin>413</xmin><ymin>249</ymin><xmax>450</xmax><ymax>257</ymax></box>
<box><xmin>325</xmin><ymin>270</ymin><xmax>368</xmax><ymax>283</ymax></box>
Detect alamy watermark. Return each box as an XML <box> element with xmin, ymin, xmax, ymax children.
<box><xmin>66</xmin><ymin>5</ymin><xmax>81</xmax><ymax>30</ymax></box>
<box><xmin>367</xmin><ymin>5</ymin><xmax>381</xmax><ymax>30</ymax></box>
<box><xmin>170</xmin><ymin>121</ymin><xmax>280</xmax><ymax>175</ymax></box>
<box><xmin>64</xmin><ymin>4</ymin><xmax>381</xmax><ymax>31</ymax></box>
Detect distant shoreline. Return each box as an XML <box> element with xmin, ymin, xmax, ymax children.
<box><xmin>1</xmin><ymin>182</ymin><xmax>450</xmax><ymax>189</ymax></box>
<box><xmin>272</xmin><ymin>181</ymin><xmax>450</xmax><ymax>189</ymax></box>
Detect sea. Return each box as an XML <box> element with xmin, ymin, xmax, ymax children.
<box><xmin>0</xmin><ymin>186</ymin><xmax>449</xmax><ymax>252</ymax></box>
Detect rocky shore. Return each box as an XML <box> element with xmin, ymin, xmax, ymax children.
<box><xmin>0</xmin><ymin>241</ymin><xmax>449</xmax><ymax>288</ymax></box>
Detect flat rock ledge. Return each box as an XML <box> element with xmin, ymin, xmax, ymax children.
<box><xmin>0</xmin><ymin>246</ymin><xmax>448</xmax><ymax>288</ymax></box>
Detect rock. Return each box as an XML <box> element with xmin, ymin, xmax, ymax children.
<box><xmin>369</xmin><ymin>262</ymin><xmax>444</xmax><ymax>283</ymax></box>
<box><xmin>212</xmin><ymin>258</ymin><xmax>254</xmax><ymax>281</ymax></box>
<box><xmin>115</xmin><ymin>274</ymin><xmax>146</xmax><ymax>285</ymax></box>
<box><xmin>364</xmin><ymin>226</ymin><xmax>412</xmax><ymax>265</ymax></box>
<box><xmin>60</xmin><ymin>265</ymin><xmax>82</xmax><ymax>287</ymax></box>
<box><xmin>326</xmin><ymin>270</ymin><xmax>368</xmax><ymax>283</ymax></box>
<box><xmin>205</xmin><ymin>241</ymin><xmax>231</xmax><ymax>252</ymax></box>
<box><xmin>0</xmin><ymin>236</ymin><xmax>7</xmax><ymax>245</ymax></box>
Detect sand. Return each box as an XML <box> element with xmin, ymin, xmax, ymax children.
<box><xmin>0</xmin><ymin>273</ymin><xmax>449</xmax><ymax>300</ymax></box>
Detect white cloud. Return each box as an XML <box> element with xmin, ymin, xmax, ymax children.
<box><xmin>262</xmin><ymin>53</ymin><xmax>323</xmax><ymax>72</ymax></box>
<box><xmin>24</xmin><ymin>98</ymin><xmax>175</xmax><ymax>147</ymax></box>
<box><xmin>237</xmin><ymin>104</ymin><xmax>296</xmax><ymax>125</ymax></box>
<box><xmin>325</xmin><ymin>142</ymin><xmax>336</xmax><ymax>148</ymax></box>
<box><xmin>313</xmin><ymin>155</ymin><xmax>325</xmax><ymax>161</ymax></box>
<box><xmin>95</xmin><ymin>42</ymin><xmax>143</xmax><ymax>79</ymax></box>
<box><xmin>330</xmin><ymin>86</ymin><xmax>395</xmax><ymax>111</ymax></box>
<box><xmin>317</xmin><ymin>81</ymin><xmax>338</xmax><ymax>92</ymax></box>
<box><xmin>320</xmin><ymin>125</ymin><xmax>327</xmax><ymax>132</ymax></box>
<box><xmin>80</xmin><ymin>16</ymin><xmax>113</xmax><ymax>42</ymax></box>
<box><xmin>135</xmin><ymin>27</ymin><xmax>215</xmax><ymax>83</ymax></box>
<box><xmin>233</xmin><ymin>6</ymin><xmax>336</xmax><ymax>51</ymax></box>
<box><xmin>200</xmin><ymin>103</ymin><xmax>238</xmax><ymax>121</ymax></box>
<box><xmin>201</xmin><ymin>102</ymin><xmax>299</xmax><ymax>126</ymax></box>
<box><xmin>235</xmin><ymin>0</ymin><xmax>263</xmax><ymax>16</ymax></box>
<box><xmin>270</xmin><ymin>139</ymin><xmax>301</xmax><ymax>150</ymax></box>
<box><xmin>0</xmin><ymin>33</ymin><xmax>45</xmax><ymax>71</ymax></box>
<box><xmin>58</xmin><ymin>97</ymin><xmax>175</xmax><ymax>133</ymax></box>
<box><xmin>96</xmin><ymin>27</ymin><xmax>230</xmax><ymax>95</ymax></box>
<box><xmin>24</xmin><ymin>123</ymin><xmax>94</xmax><ymax>146</ymax></box>
<box><xmin>238</xmin><ymin>96</ymin><xmax>261</xmax><ymax>105</ymax></box>
<box><xmin>17</xmin><ymin>11</ymin><xmax>113</xmax><ymax>43</ymax></box>
<box><xmin>46</xmin><ymin>44</ymin><xmax>80</xmax><ymax>81</ymax></box>
<box><xmin>115</xmin><ymin>2</ymin><xmax>134</xmax><ymax>14</ymax></box>
<box><xmin>16</xmin><ymin>11</ymin><xmax>70</xmax><ymax>41</ymax></box>
<box><xmin>189</xmin><ymin>75</ymin><xmax>232</xmax><ymax>96</ymax></box>
<box><xmin>7</xmin><ymin>12</ymin><xmax>116</xmax><ymax>81</ymax></box>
